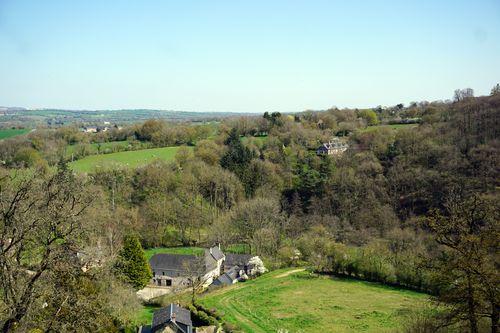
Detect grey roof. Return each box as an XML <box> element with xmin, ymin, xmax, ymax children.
<box><xmin>225</xmin><ymin>253</ymin><xmax>253</xmax><ymax>268</ymax></box>
<box><xmin>213</xmin><ymin>273</ymin><xmax>234</xmax><ymax>286</ymax></box>
<box><xmin>152</xmin><ymin>304</ymin><xmax>192</xmax><ymax>333</ymax></box>
<box><xmin>209</xmin><ymin>246</ymin><xmax>225</xmax><ymax>261</ymax></box>
<box><xmin>150</xmin><ymin>254</ymin><xmax>203</xmax><ymax>274</ymax></box>
<box><xmin>204</xmin><ymin>250</ymin><xmax>218</xmax><ymax>272</ymax></box>
<box><xmin>213</xmin><ymin>266</ymin><xmax>240</xmax><ymax>286</ymax></box>
<box><xmin>225</xmin><ymin>266</ymin><xmax>240</xmax><ymax>280</ymax></box>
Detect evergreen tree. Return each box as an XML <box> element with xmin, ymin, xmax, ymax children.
<box><xmin>220</xmin><ymin>128</ymin><xmax>255</xmax><ymax>195</ymax></box>
<box><xmin>115</xmin><ymin>235</ymin><xmax>152</xmax><ymax>290</ymax></box>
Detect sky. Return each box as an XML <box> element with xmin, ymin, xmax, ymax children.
<box><xmin>0</xmin><ymin>0</ymin><xmax>499</xmax><ymax>112</ymax></box>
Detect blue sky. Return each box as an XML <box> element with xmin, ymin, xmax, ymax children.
<box><xmin>0</xmin><ymin>0</ymin><xmax>499</xmax><ymax>112</ymax></box>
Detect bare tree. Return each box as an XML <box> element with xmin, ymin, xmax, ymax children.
<box><xmin>454</xmin><ymin>88</ymin><xmax>474</xmax><ymax>102</ymax></box>
<box><xmin>182</xmin><ymin>255</ymin><xmax>208</xmax><ymax>305</ymax></box>
<box><xmin>0</xmin><ymin>165</ymin><xmax>93</xmax><ymax>332</ymax></box>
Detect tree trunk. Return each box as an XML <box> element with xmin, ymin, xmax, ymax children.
<box><xmin>2</xmin><ymin>318</ymin><xmax>16</xmax><ymax>333</ymax></box>
<box><xmin>467</xmin><ymin>275</ymin><xmax>479</xmax><ymax>333</ymax></box>
<box><xmin>492</xmin><ymin>304</ymin><xmax>499</xmax><ymax>333</ymax></box>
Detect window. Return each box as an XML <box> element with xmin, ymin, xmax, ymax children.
<box><xmin>162</xmin><ymin>272</ymin><xmax>165</xmax><ymax>276</ymax></box>
<box><xmin>166</xmin><ymin>279</ymin><xmax>172</xmax><ymax>287</ymax></box>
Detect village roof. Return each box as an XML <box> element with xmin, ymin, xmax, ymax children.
<box><xmin>213</xmin><ymin>273</ymin><xmax>234</xmax><ymax>285</ymax></box>
<box><xmin>224</xmin><ymin>253</ymin><xmax>253</xmax><ymax>268</ymax></box>
<box><xmin>209</xmin><ymin>246</ymin><xmax>225</xmax><ymax>261</ymax></box>
<box><xmin>149</xmin><ymin>254</ymin><xmax>203</xmax><ymax>274</ymax></box>
<box><xmin>213</xmin><ymin>266</ymin><xmax>241</xmax><ymax>286</ymax></box>
<box><xmin>152</xmin><ymin>304</ymin><xmax>192</xmax><ymax>333</ymax></box>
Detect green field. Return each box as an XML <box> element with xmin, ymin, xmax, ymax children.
<box><xmin>143</xmin><ymin>247</ymin><xmax>205</xmax><ymax>260</ymax></box>
<box><xmin>69</xmin><ymin>146</ymin><xmax>191</xmax><ymax>172</ymax></box>
<box><xmin>199</xmin><ymin>268</ymin><xmax>429</xmax><ymax>333</ymax></box>
<box><xmin>0</xmin><ymin>128</ymin><xmax>30</xmax><ymax>140</ymax></box>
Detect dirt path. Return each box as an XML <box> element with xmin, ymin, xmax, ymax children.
<box><xmin>274</xmin><ymin>268</ymin><xmax>305</xmax><ymax>278</ymax></box>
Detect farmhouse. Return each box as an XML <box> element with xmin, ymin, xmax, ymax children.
<box><xmin>149</xmin><ymin>246</ymin><xmax>264</xmax><ymax>290</ymax></box>
<box><xmin>150</xmin><ymin>246</ymin><xmax>224</xmax><ymax>289</ymax></box>
<box><xmin>316</xmin><ymin>137</ymin><xmax>348</xmax><ymax>156</ymax></box>
<box><xmin>138</xmin><ymin>303</ymin><xmax>193</xmax><ymax>333</ymax></box>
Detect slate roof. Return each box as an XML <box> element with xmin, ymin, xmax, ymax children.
<box><xmin>224</xmin><ymin>253</ymin><xmax>253</xmax><ymax>268</ymax></box>
<box><xmin>152</xmin><ymin>304</ymin><xmax>192</xmax><ymax>333</ymax></box>
<box><xmin>150</xmin><ymin>246</ymin><xmax>226</xmax><ymax>277</ymax></box>
<box><xmin>213</xmin><ymin>273</ymin><xmax>234</xmax><ymax>286</ymax></box>
<box><xmin>209</xmin><ymin>246</ymin><xmax>225</xmax><ymax>261</ymax></box>
<box><xmin>213</xmin><ymin>266</ymin><xmax>240</xmax><ymax>286</ymax></box>
<box><xmin>150</xmin><ymin>254</ymin><xmax>203</xmax><ymax>275</ymax></box>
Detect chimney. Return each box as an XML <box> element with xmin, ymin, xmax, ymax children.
<box><xmin>218</xmin><ymin>243</ymin><xmax>221</xmax><ymax>250</ymax></box>
<box><xmin>172</xmin><ymin>312</ymin><xmax>176</xmax><ymax>323</ymax></box>
<box><xmin>210</xmin><ymin>247</ymin><xmax>212</xmax><ymax>254</ymax></box>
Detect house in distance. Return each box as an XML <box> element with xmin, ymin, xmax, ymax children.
<box><xmin>316</xmin><ymin>137</ymin><xmax>349</xmax><ymax>156</ymax></box>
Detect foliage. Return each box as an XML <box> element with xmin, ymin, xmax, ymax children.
<box><xmin>425</xmin><ymin>194</ymin><xmax>499</xmax><ymax>333</ymax></box>
<box><xmin>357</xmin><ymin>109</ymin><xmax>380</xmax><ymax>126</ymax></box>
<box><xmin>0</xmin><ymin>164</ymin><xmax>138</xmax><ymax>332</ymax></box>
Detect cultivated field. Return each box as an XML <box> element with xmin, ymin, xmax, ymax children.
<box><xmin>199</xmin><ymin>268</ymin><xmax>429</xmax><ymax>333</ymax></box>
<box><xmin>69</xmin><ymin>146</ymin><xmax>191</xmax><ymax>172</ymax></box>
<box><xmin>0</xmin><ymin>128</ymin><xmax>30</xmax><ymax>140</ymax></box>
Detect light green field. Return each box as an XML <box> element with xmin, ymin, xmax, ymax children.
<box><xmin>199</xmin><ymin>268</ymin><xmax>430</xmax><ymax>333</ymax></box>
<box><xmin>0</xmin><ymin>128</ymin><xmax>30</xmax><ymax>140</ymax></box>
<box><xmin>143</xmin><ymin>247</ymin><xmax>205</xmax><ymax>260</ymax></box>
<box><xmin>69</xmin><ymin>146</ymin><xmax>191</xmax><ymax>172</ymax></box>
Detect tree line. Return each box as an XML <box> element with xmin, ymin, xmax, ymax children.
<box><xmin>0</xmin><ymin>86</ymin><xmax>499</xmax><ymax>332</ymax></box>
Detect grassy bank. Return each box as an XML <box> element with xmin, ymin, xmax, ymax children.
<box><xmin>199</xmin><ymin>268</ymin><xmax>430</xmax><ymax>333</ymax></box>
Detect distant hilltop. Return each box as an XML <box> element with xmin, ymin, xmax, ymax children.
<box><xmin>0</xmin><ymin>107</ymin><xmax>259</xmax><ymax>127</ymax></box>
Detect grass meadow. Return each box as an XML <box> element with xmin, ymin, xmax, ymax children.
<box><xmin>143</xmin><ymin>247</ymin><xmax>205</xmax><ymax>260</ymax></box>
<box><xmin>0</xmin><ymin>128</ymin><xmax>30</xmax><ymax>140</ymax></box>
<box><xmin>198</xmin><ymin>268</ymin><xmax>430</xmax><ymax>333</ymax></box>
<box><xmin>69</xmin><ymin>146</ymin><xmax>191</xmax><ymax>172</ymax></box>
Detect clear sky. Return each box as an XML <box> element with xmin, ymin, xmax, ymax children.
<box><xmin>1</xmin><ymin>0</ymin><xmax>499</xmax><ymax>112</ymax></box>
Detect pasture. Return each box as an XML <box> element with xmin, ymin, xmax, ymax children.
<box><xmin>0</xmin><ymin>128</ymin><xmax>30</xmax><ymax>140</ymax></box>
<box><xmin>143</xmin><ymin>247</ymin><xmax>205</xmax><ymax>260</ymax></box>
<box><xmin>198</xmin><ymin>268</ymin><xmax>430</xmax><ymax>333</ymax></box>
<box><xmin>69</xmin><ymin>146</ymin><xmax>191</xmax><ymax>172</ymax></box>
